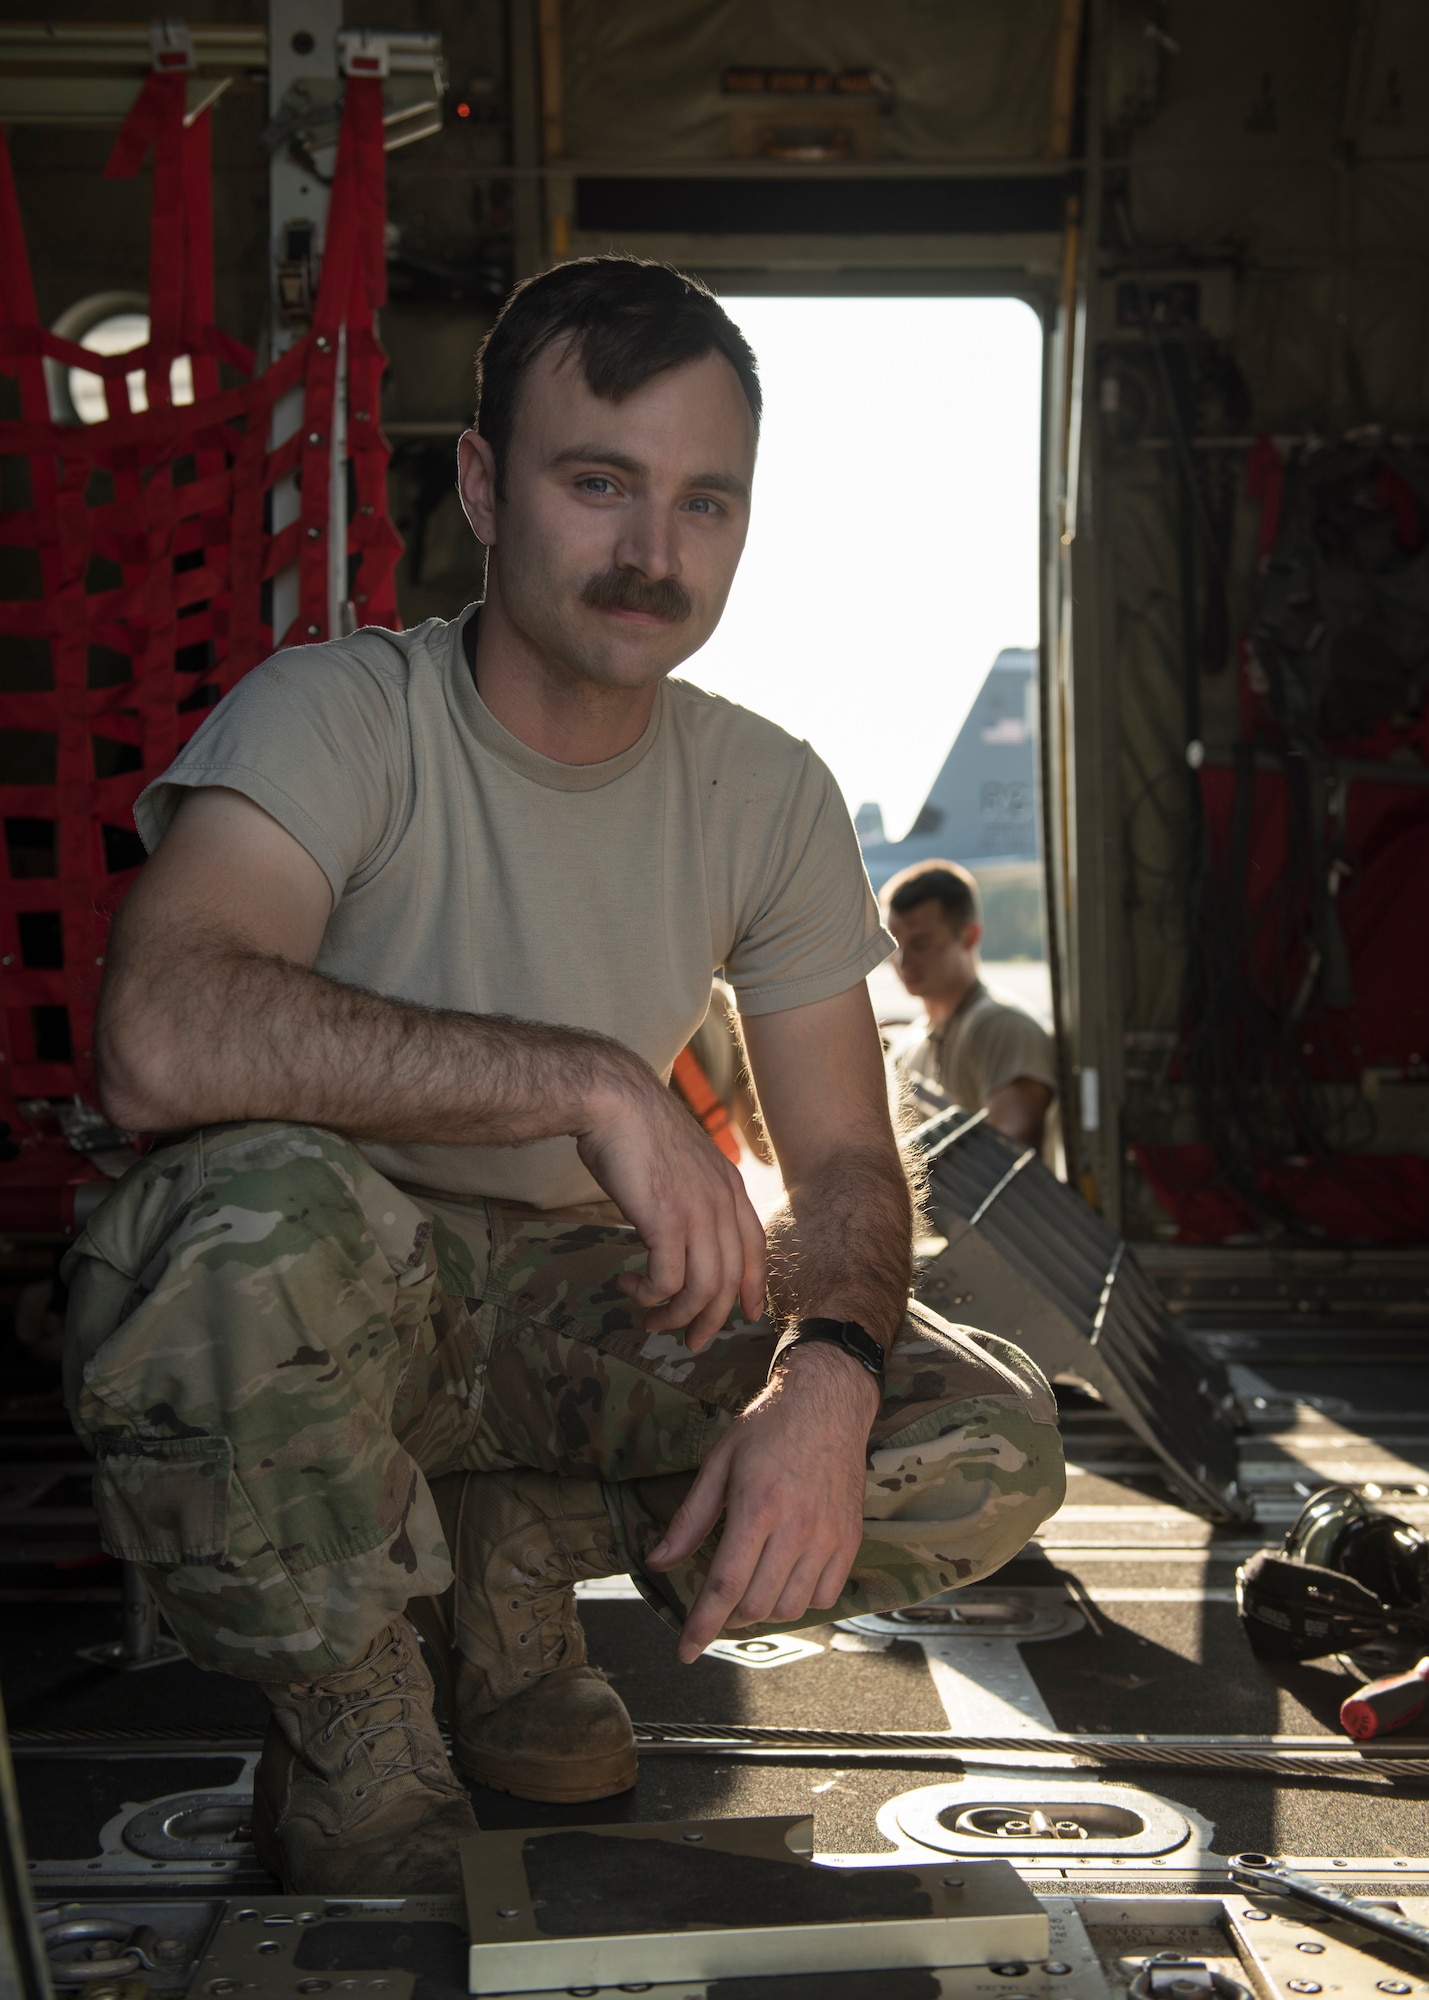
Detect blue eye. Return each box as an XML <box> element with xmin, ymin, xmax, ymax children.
<box><xmin>579</xmin><ymin>476</ymin><xmax>616</xmax><ymax>495</ymax></box>
<box><xmin>687</xmin><ymin>497</ymin><xmax>719</xmax><ymax>515</ymax></box>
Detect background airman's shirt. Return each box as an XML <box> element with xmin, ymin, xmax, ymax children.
<box><xmin>890</xmin><ymin>980</ymin><xmax>1057</xmax><ymax>1120</ymax></box>
<box><xmin>136</xmin><ymin>607</ymin><xmax>892</xmax><ymax>1207</ymax></box>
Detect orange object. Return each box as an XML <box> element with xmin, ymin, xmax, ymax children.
<box><xmin>1340</xmin><ymin>1656</ymin><xmax>1429</xmax><ymax>1740</ymax></box>
<box><xmin>671</xmin><ymin>1047</ymin><xmax>741</xmax><ymax>1164</ymax></box>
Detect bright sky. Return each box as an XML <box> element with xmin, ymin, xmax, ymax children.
<box><xmin>683</xmin><ymin>296</ymin><xmax>1043</xmax><ymax>843</ymax></box>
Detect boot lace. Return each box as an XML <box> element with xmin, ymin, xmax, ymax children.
<box><xmin>310</xmin><ymin>1634</ymin><xmax>448</xmax><ymax>1801</ymax></box>
<box><xmin>507</xmin><ymin>1538</ymin><xmax>608</xmax><ymax>1680</ymax></box>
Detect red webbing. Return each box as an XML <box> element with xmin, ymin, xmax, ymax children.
<box><xmin>293</xmin><ymin>77</ymin><xmax>401</xmax><ymax>644</ymax></box>
<box><xmin>0</xmin><ymin>76</ymin><xmax>405</xmax><ymax>1168</ymax></box>
<box><xmin>1132</xmin><ymin>1141</ymin><xmax>1429</xmax><ymax>1246</ymax></box>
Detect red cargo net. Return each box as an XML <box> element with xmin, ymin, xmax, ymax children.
<box><xmin>0</xmin><ymin>71</ymin><xmax>402</xmax><ymax>1228</ymax></box>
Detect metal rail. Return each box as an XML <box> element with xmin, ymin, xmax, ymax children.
<box><xmin>0</xmin><ymin>23</ymin><xmax>267</xmax><ymax>65</ymax></box>
<box><xmin>632</xmin><ymin>1723</ymin><xmax>1429</xmax><ymax>1782</ymax></box>
<box><xmin>13</xmin><ymin>1721</ymin><xmax>1429</xmax><ymax>1784</ymax></box>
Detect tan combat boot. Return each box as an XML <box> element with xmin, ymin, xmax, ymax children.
<box><xmin>406</xmin><ymin>1469</ymin><xmax>638</xmax><ymax>1804</ymax></box>
<box><xmin>251</xmin><ymin>1621</ymin><xmax>478</xmax><ymax>1894</ymax></box>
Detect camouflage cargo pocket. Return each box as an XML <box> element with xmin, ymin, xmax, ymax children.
<box><xmin>92</xmin><ymin>1435</ymin><xmax>232</xmax><ymax>1564</ymax></box>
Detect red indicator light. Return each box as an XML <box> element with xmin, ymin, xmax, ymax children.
<box><xmin>457</xmin><ymin>100</ymin><xmax>471</xmax><ymax>118</ymax></box>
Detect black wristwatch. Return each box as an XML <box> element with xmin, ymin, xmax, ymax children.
<box><xmin>770</xmin><ymin>1317</ymin><xmax>886</xmax><ymax>1383</ymax></box>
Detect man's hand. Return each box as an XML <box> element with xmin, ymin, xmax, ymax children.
<box><xmin>645</xmin><ymin>1343</ymin><xmax>878</xmax><ymax>1661</ymax></box>
<box><xmin>640</xmin><ymin>984</ymin><xmax>915</xmax><ymax>1662</ymax></box>
<box><xmin>577</xmin><ymin>1077</ymin><xmax>767</xmax><ymax>1347</ymax></box>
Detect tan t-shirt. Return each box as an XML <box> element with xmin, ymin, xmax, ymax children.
<box><xmin>136</xmin><ymin>608</ymin><xmax>892</xmax><ymax>1207</ymax></box>
<box><xmin>890</xmin><ymin>981</ymin><xmax>1058</xmax><ymax>1116</ymax></box>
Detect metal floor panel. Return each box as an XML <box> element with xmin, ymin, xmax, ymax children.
<box><xmin>913</xmin><ymin>1114</ymin><xmax>1245</xmax><ymax>1521</ymax></box>
<box><xmin>8</xmin><ymin>1349</ymin><xmax>1429</xmax><ymax>1948</ymax></box>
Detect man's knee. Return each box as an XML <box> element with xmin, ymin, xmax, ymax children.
<box><xmin>64</xmin><ymin>1121</ymin><xmax>433</xmax><ymax>1416</ymax></box>
<box><xmin>868</xmin><ymin>1394</ymin><xmax>1064</xmax><ymax>1522</ymax></box>
<box><xmin>66</xmin><ymin>1122</ymin><xmax>380</xmax><ymax>1312</ymax></box>
<box><xmin>875</xmin><ymin>1301</ymin><xmax>1058</xmax><ymax>1440</ymax></box>
<box><xmin>863</xmin><ymin>1304</ymin><xmax>1065</xmax><ymax>1576</ymax></box>
<box><xmin>59</xmin><ymin>1122</ymin><xmax>453</xmax><ymax>1679</ymax></box>
<box><xmin>95</xmin><ymin>1451</ymin><xmax>453</xmax><ymax>1684</ymax></box>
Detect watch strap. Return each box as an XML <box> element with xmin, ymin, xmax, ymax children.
<box><xmin>770</xmin><ymin>1316</ymin><xmax>886</xmax><ymax>1382</ymax></box>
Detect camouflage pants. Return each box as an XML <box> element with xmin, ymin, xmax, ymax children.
<box><xmin>61</xmin><ymin>1121</ymin><xmax>1064</xmax><ymax>1682</ymax></box>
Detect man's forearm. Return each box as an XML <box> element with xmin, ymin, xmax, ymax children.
<box><xmin>97</xmin><ymin>923</ymin><xmax>648</xmax><ymax>1144</ymax></box>
<box><xmin>763</xmin><ymin>1142</ymin><xmax>915</xmax><ymax>1350</ymax></box>
<box><xmin>654</xmin><ymin>1135</ymin><xmax>915</xmax><ymax>1653</ymax></box>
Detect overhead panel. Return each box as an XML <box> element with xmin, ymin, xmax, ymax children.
<box><xmin>543</xmin><ymin>0</ymin><xmax>1076</xmax><ymax>280</ymax></box>
<box><xmin>560</xmin><ymin>0</ymin><xmax>1066</xmax><ymax>165</ymax></box>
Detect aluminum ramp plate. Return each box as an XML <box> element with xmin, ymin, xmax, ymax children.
<box><xmin>910</xmin><ymin>1111</ymin><xmax>1246</xmax><ymax>1522</ymax></box>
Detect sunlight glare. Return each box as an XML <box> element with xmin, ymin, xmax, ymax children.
<box><xmin>684</xmin><ymin>295</ymin><xmax>1041</xmax><ymax>842</ymax></box>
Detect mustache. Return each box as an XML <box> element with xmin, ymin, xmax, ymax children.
<box><xmin>581</xmin><ymin>566</ymin><xmax>692</xmax><ymax>623</ymax></box>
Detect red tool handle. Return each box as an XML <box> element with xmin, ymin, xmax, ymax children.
<box><xmin>1340</xmin><ymin>1657</ymin><xmax>1429</xmax><ymax>1741</ymax></box>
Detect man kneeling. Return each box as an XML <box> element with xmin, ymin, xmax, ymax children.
<box><xmin>64</xmin><ymin>259</ymin><xmax>1065</xmax><ymax>1896</ymax></box>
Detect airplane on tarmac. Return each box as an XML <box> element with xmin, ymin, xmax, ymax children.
<box><xmin>857</xmin><ymin>648</ymin><xmax>1039</xmax><ymax>895</ymax></box>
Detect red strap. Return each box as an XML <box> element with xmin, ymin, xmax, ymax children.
<box><xmin>0</xmin><ymin>129</ymin><xmax>50</xmax><ymax>430</ymax></box>
<box><xmin>104</xmin><ymin>71</ymin><xmax>189</xmax><ymax>406</ymax></box>
<box><xmin>103</xmin><ymin>70</ymin><xmax>180</xmax><ymax>180</ymax></box>
<box><xmin>0</xmin><ymin>129</ymin><xmax>40</xmax><ymax>337</ymax></box>
<box><xmin>296</xmin><ymin>77</ymin><xmax>395</xmax><ymax>642</ymax></box>
<box><xmin>182</xmin><ymin>109</ymin><xmax>220</xmax><ymax>401</ymax></box>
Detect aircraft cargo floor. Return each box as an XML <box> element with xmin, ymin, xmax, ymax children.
<box><xmin>7</xmin><ymin>1344</ymin><xmax>1429</xmax><ymax>1905</ymax></box>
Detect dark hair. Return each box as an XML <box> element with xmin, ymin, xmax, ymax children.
<box><xmin>475</xmin><ymin>256</ymin><xmax>761</xmax><ymax>496</ymax></box>
<box><xmin>884</xmin><ymin>860</ymin><xmax>981</xmax><ymax>933</ymax></box>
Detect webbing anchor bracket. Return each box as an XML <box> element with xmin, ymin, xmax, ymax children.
<box><xmin>337</xmin><ymin>30</ymin><xmax>446</xmax><ymax>150</ymax></box>
<box><xmin>147</xmin><ymin>18</ymin><xmax>195</xmax><ymax>74</ymax></box>
<box><xmin>337</xmin><ymin>29</ymin><xmax>447</xmax><ymax>89</ymax></box>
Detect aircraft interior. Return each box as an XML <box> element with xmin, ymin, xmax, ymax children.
<box><xmin>1</xmin><ymin>4</ymin><xmax>1429</xmax><ymax>1998</ymax></box>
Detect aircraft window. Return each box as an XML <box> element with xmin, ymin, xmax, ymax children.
<box><xmin>46</xmin><ymin>290</ymin><xmax>196</xmax><ymax>425</ymax></box>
